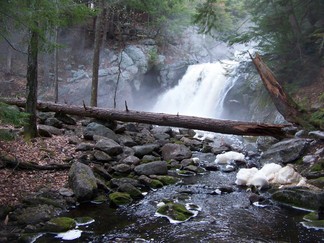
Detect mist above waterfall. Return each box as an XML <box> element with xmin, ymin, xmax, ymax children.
<box><xmin>151</xmin><ymin>60</ymin><xmax>238</xmax><ymax>119</ymax></box>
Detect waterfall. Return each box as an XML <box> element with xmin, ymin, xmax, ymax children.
<box><xmin>151</xmin><ymin>60</ymin><xmax>239</xmax><ymax>119</ymax></box>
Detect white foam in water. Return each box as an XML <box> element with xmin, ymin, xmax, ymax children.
<box><xmin>55</xmin><ymin>229</ymin><xmax>82</xmax><ymax>240</ymax></box>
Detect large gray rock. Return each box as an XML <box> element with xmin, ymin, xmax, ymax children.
<box><xmin>38</xmin><ymin>125</ymin><xmax>64</xmax><ymax>136</ymax></box>
<box><xmin>271</xmin><ymin>188</ymin><xmax>324</xmax><ymax>210</ymax></box>
<box><xmin>68</xmin><ymin>162</ymin><xmax>98</xmax><ymax>201</ymax></box>
<box><xmin>260</xmin><ymin>138</ymin><xmax>310</xmax><ymax>165</ymax></box>
<box><xmin>134</xmin><ymin>161</ymin><xmax>168</xmax><ymax>175</ymax></box>
<box><xmin>124</xmin><ymin>45</ymin><xmax>148</xmax><ymax>73</ymax></box>
<box><xmin>83</xmin><ymin>122</ymin><xmax>118</xmax><ymax>141</ymax></box>
<box><xmin>95</xmin><ymin>138</ymin><xmax>123</xmax><ymax>156</ymax></box>
<box><xmin>133</xmin><ymin>143</ymin><xmax>159</xmax><ymax>158</ymax></box>
<box><xmin>161</xmin><ymin>143</ymin><xmax>192</xmax><ymax>161</ymax></box>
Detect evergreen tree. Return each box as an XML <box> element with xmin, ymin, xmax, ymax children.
<box><xmin>0</xmin><ymin>0</ymin><xmax>92</xmax><ymax>138</ymax></box>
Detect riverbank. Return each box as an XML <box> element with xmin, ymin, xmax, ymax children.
<box><xmin>0</xmin><ymin>112</ymin><xmax>323</xmax><ymax>241</ymax></box>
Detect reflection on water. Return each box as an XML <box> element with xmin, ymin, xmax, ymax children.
<box><xmin>37</xmin><ymin>169</ymin><xmax>324</xmax><ymax>243</ymax></box>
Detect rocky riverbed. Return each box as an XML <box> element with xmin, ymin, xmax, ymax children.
<box><xmin>0</xmin><ymin>111</ymin><xmax>323</xmax><ymax>242</ymax></box>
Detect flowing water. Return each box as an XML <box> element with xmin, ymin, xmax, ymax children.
<box><xmin>36</xmin><ymin>61</ymin><xmax>324</xmax><ymax>242</ymax></box>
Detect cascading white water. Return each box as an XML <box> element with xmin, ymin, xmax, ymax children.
<box><xmin>151</xmin><ymin>60</ymin><xmax>238</xmax><ymax>118</ymax></box>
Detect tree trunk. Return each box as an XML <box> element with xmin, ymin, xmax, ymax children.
<box><xmin>24</xmin><ymin>29</ymin><xmax>39</xmax><ymax>139</ymax></box>
<box><xmin>1</xmin><ymin>98</ymin><xmax>290</xmax><ymax>139</ymax></box>
<box><xmin>54</xmin><ymin>26</ymin><xmax>59</xmax><ymax>103</ymax></box>
<box><xmin>250</xmin><ymin>52</ymin><xmax>313</xmax><ymax>129</ymax></box>
<box><xmin>90</xmin><ymin>0</ymin><xmax>106</xmax><ymax>107</ymax></box>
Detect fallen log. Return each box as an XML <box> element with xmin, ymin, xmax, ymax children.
<box><xmin>0</xmin><ymin>151</ymin><xmax>70</xmax><ymax>171</ymax></box>
<box><xmin>1</xmin><ymin>98</ymin><xmax>291</xmax><ymax>139</ymax></box>
<box><xmin>250</xmin><ymin>53</ymin><xmax>313</xmax><ymax>129</ymax></box>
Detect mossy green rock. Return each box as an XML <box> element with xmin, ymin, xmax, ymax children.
<box><xmin>157</xmin><ymin>202</ymin><xmax>194</xmax><ymax>222</ymax></box>
<box><xmin>302</xmin><ymin>212</ymin><xmax>324</xmax><ymax>229</ymax></box>
<box><xmin>271</xmin><ymin>188</ymin><xmax>321</xmax><ymax>210</ymax></box>
<box><xmin>44</xmin><ymin>217</ymin><xmax>76</xmax><ymax>232</ymax></box>
<box><xmin>308</xmin><ymin>177</ymin><xmax>324</xmax><ymax>189</ymax></box>
<box><xmin>149</xmin><ymin>179</ymin><xmax>164</xmax><ymax>189</ymax></box>
<box><xmin>109</xmin><ymin>192</ymin><xmax>133</xmax><ymax>206</ymax></box>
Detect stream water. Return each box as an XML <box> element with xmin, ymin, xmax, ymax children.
<box><xmin>37</xmin><ymin>155</ymin><xmax>324</xmax><ymax>242</ymax></box>
<box><xmin>36</xmin><ymin>61</ymin><xmax>324</xmax><ymax>242</ymax></box>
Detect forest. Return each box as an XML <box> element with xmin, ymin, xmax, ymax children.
<box><xmin>0</xmin><ymin>0</ymin><xmax>324</xmax><ymax>242</ymax></box>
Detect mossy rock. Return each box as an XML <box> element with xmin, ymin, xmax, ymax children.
<box><xmin>44</xmin><ymin>217</ymin><xmax>76</xmax><ymax>232</ymax></box>
<box><xmin>149</xmin><ymin>179</ymin><xmax>164</xmax><ymax>189</ymax></box>
<box><xmin>310</xmin><ymin>160</ymin><xmax>324</xmax><ymax>172</ymax></box>
<box><xmin>109</xmin><ymin>192</ymin><xmax>133</xmax><ymax>206</ymax></box>
<box><xmin>154</xmin><ymin>176</ymin><xmax>179</xmax><ymax>185</ymax></box>
<box><xmin>74</xmin><ymin>216</ymin><xmax>95</xmax><ymax>226</ymax></box>
<box><xmin>156</xmin><ymin>202</ymin><xmax>194</xmax><ymax>222</ymax></box>
<box><xmin>271</xmin><ymin>188</ymin><xmax>320</xmax><ymax>210</ymax></box>
<box><xmin>302</xmin><ymin>212</ymin><xmax>324</xmax><ymax>229</ymax></box>
<box><xmin>308</xmin><ymin>177</ymin><xmax>324</xmax><ymax>189</ymax></box>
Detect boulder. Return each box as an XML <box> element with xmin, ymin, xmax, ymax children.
<box><xmin>118</xmin><ymin>183</ymin><xmax>144</xmax><ymax>199</ymax></box>
<box><xmin>38</xmin><ymin>125</ymin><xmax>64</xmax><ymax>137</ymax></box>
<box><xmin>68</xmin><ymin>162</ymin><xmax>98</xmax><ymax>201</ymax></box>
<box><xmin>132</xmin><ymin>144</ymin><xmax>159</xmax><ymax>158</ymax></box>
<box><xmin>134</xmin><ymin>161</ymin><xmax>168</xmax><ymax>175</ymax></box>
<box><xmin>83</xmin><ymin>122</ymin><xmax>118</xmax><ymax>141</ymax></box>
<box><xmin>95</xmin><ymin>138</ymin><xmax>123</xmax><ymax>156</ymax></box>
<box><xmin>109</xmin><ymin>192</ymin><xmax>133</xmax><ymax>206</ymax></box>
<box><xmin>271</xmin><ymin>188</ymin><xmax>324</xmax><ymax>210</ymax></box>
<box><xmin>43</xmin><ymin>217</ymin><xmax>76</xmax><ymax>232</ymax></box>
<box><xmin>161</xmin><ymin>143</ymin><xmax>192</xmax><ymax>161</ymax></box>
<box><xmin>260</xmin><ymin>138</ymin><xmax>310</xmax><ymax>165</ymax></box>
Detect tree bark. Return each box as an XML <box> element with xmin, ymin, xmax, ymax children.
<box><xmin>250</xmin><ymin>53</ymin><xmax>313</xmax><ymax>129</ymax></box>
<box><xmin>24</xmin><ymin>28</ymin><xmax>39</xmax><ymax>139</ymax></box>
<box><xmin>1</xmin><ymin>98</ymin><xmax>290</xmax><ymax>139</ymax></box>
<box><xmin>90</xmin><ymin>0</ymin><xmax>106</xmax><ymax>107</ymax></box>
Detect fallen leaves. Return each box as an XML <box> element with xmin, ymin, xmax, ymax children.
<box><xmin>0</xmin><ymin>135</ymin><xmax>81</xmax><ymax>206</ymax></box>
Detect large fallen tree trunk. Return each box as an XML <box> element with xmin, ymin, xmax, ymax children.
<box><xmin>1</xmin><ymin>98</ymin><xmax>290</xmax><ymax>139</ymax></box>
<box><xmin>250</xmin><ymin>53</ymin><xmax>313</xmax><ymax>129</ymax></box>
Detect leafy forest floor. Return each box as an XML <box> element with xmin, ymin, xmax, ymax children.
<box><xmin>0</xmin><ymin>131</ymin><xmax>81</xmax><ymax>206</ymax></box>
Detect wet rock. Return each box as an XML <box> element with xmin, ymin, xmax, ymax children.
<box><xmin>95</xmin><ymin>138</ymin><xmax>123</xmax><ymax>156</ymax></box>
<box><xmin>156</xmin><ymin>202</ymin><xmax>194</xmax><ymax>222</ymax></box>
<box><xmin>109</xmin><ymin>192</ymin><xmax>133</xmax><ymax>206</ymax></box>
<box><xmin>309</xmin><ymin>131</ymin><xmax>324</xmax><ymax>140</ymax></box>
<box><xmin>133</xmin><ymin>143</ymin><xmax>159</xmax><ymax>158</ymax></box>
<box><xmin>151</xmin><ymin>126</ymin><xmax>173</xmax><ymax>135</ymax></box>
<box><xmin>118</xmin><ymin>183</ymin><xmax>144</xmax><ymax>199</ymax></box>
<box><xmin>271</xmin><ymin>187</ymin><xmax>324</xmax><ymax>210</ymax></box>
<box><xmin>256</xmin><ymin>136</ymin><xmax>279</xmax><ymax>151</ymax></box>
<box><xmin>84</xmin><ymin>122</ymin><xmax>118</xmax><ymax>141</ymax></box>
<box><xmin>161</xmin><ymin>143</ymin><xmax>192</xmax><ymax>161</ymax></box>
<box><xmin>150</xmin><ymin>175</ymin><xmax>179</xmax><ymax>185</ymax></box>
<box><xmin>260</xmin><ymin>138</ymin><xmax>310</xmax><ymax>165</ymax></box>
<box><xmin>302</xmin><ymin>211</ymin><xmax>324</xmax><ymax>229</ymax></box>
<box><xmin>12</xmin><ymin>204</ymin><xmax>59</xmax><ymax>225</ymax></box>
<box><xmin>308</xmin><ymin>177</ymin><xmax>324</xmax><ymax>189</ymax></box>
<box><xmin>43</xmin><ymin>217</ymin><xmax>76</xmax><ymax>232</ymax></box>
<box><xmin>134</xmin><ymin>161</ymin><xmax>168</xmax><ymax>175</ymax></box>
<box><xmin>68</xmin><ymin>162</ymin><xmax>98</xmax><ymax>201</ymax></box>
